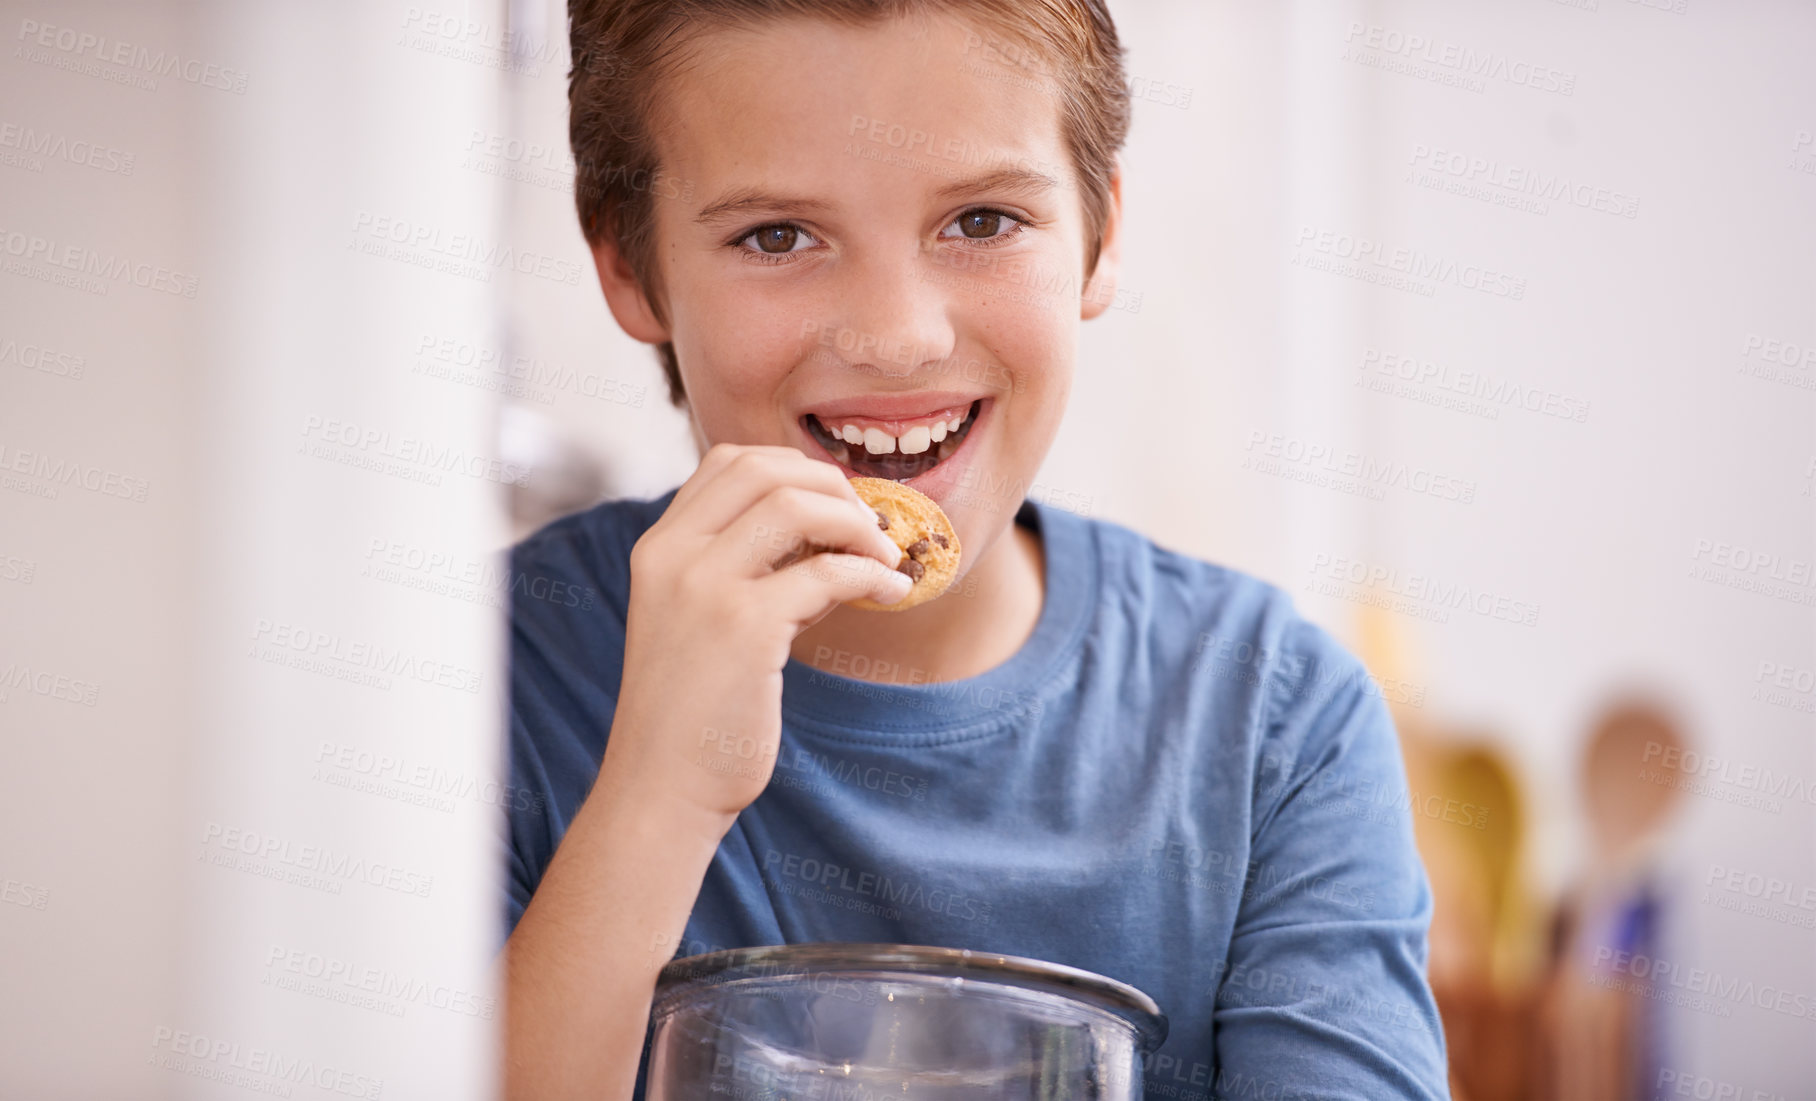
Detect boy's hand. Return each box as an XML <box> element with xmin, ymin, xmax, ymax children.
<box><xmin>605</xmin><ymin>444</ymin><xmax>912</xmax><ymax>825</ymax></box>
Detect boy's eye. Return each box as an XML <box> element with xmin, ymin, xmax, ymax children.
<box><xmin>734</xmin><ymin>209</ymin><xmax>1022</xmax><ymax>258</ymax></box>
<box><xmin>740</xmin><ymin>225</ymin><xmax>818</xmax><ymax>255</ymax></box>
<box><xmin>941</xmin><ymin>209</ymin><xmax>1022</xmax><ymax>240</ymax></box>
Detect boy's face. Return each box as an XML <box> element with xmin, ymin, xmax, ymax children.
<box><xmin>599</xmin><ymin>12</ymin><xmax>1119</xmax><ymax>574</ymax></box>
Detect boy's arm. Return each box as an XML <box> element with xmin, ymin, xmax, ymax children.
<box><xmin>497</xmin><ymin>447</ymin><xmax>913</xmax><ymax>1100</ymax></box>
<box><xmin>502</xmin><ymin>739</ymin><xmax>728</xmax><ymax>1101</ymax></box>
<box><xmin>1209</xmin><ymin>621</ymin><xmax>1450</xmax><ymax>1101</ymax></box>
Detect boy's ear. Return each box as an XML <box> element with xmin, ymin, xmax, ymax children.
<box><xmin>589</xmin><ymin>236</ymin><xmax>670</xmax><ymax>345</ymax></box>
<box><xmin>1080</xmin><ymin>159</ymin><xmax>1125</xmax><ymax>322</ymax></box>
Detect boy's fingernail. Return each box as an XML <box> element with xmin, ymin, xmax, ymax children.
<box><xmin>876</xmin><ymin>570</ymin><xmax>915</xmax><ymax>604</ymax></box>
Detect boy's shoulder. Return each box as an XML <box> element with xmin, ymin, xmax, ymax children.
<box><xmin>510</xmin><ymin>489</ymin><xmax>677</xmax><ymax>580</ymax></box>
<box><xmin>1059</xmin><ymin>503</ymin><xmax>1366</xmax><ymax>696</ymax></box>
<box><xmin>1069</xmin><ymin>507</ymin><xmax>1392</xmax><ymax>787</ymax></box>
<box><xmin>504</xmin><ymin>490</ymin><xmax>679</xmax><ymax>640</ymax></box>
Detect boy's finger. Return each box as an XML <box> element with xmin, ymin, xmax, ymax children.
<box><xmin>674</xmin><ymin>450</ymin><xmax>870</xmax><ymax>537</ymax></box>
<box><xmin>669</xmin><ymin>444</ymin><xmax>806</xmax><ymax>512</ymax></box>
<box><xmin>760</xmin><ymin>552</ymin><xmax>914</xmax><ymax>624</ymax></box>
<box><xmin>708</xmin><ymin>485</ymin><xmax>902</xmax><ymax>578</ymax></box>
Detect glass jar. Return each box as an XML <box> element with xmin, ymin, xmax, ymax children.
<box><xmin>648</xmin><ymin>943</ymin><xmax>1169</xmax><ymax>1100</ymax></box>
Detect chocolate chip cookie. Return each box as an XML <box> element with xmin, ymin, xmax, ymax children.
<box><xmin>845</xmin><ymin>477</ymin><xmax>962</xmax><ymax>612</ymax></box>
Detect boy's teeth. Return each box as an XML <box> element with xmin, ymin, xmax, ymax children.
<box><xmin>813</xmin><ymin>405</ymin><xmax>974</xmax><ymax>462</ymax></box>
<box><xmin>898</xmin><ymin>425</ymin><xmax>932</xmax><ymax>454</ymax></box>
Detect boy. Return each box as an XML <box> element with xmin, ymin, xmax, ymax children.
<box><xmin>501</xmin><ymin>2</ymin><xmax>1450</xmax><ymax>1098</ymax></box>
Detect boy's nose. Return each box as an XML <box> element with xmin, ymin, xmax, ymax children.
<box><xmin>827</xmin><ymin>254</ymin><xmax>957</xmax><ymax>378</ymax></box>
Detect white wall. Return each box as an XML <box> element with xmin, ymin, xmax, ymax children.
<box><xmin>1317</xmin><ymin>0</ymin><xmax>1813</xmax><ymax>1086</ymax></box>
<box><xmin>1</xmin><ymin>2</ymin><xmax>506</xmax><ymax>1096</ymax></box>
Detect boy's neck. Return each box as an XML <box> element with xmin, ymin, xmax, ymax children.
<box><xmin>790</xmin><ymin>517</ymin><xmax>1047</xmax><ymax>685</ymax></box>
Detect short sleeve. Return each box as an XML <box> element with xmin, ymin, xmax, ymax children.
<box><xmin>495</xmin><ymin>509</ymin><xmax>637</xmax><ymax>953</ymax></box>
<box><xmin>497</xmin><ymin>709</ymin><xmax>545</xmax><ymax>951</ymax></box>
<box><xmin>1208</xmin><ymin>617</ymin><xmax>1450</xmax><ymax>1099</ymax></box>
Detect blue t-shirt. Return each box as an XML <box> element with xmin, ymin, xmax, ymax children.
<box><xmin>504</xmin><ymin>489</ymin><xmax>1450</xmax><ymax>1101</ymax></box>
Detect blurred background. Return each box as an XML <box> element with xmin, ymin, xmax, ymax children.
<box><xmin>2</xmin><ymin>0</ymin><xmax>1811</xmax><ymax>1097</ymax></box>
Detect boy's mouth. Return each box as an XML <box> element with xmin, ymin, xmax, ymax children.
<box><xmin>800</xmin><ymin>398</ymin><xmax>983</xmax><ymax>481</ymax></box>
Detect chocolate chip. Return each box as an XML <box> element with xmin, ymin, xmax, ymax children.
<box><xmin>905</xmin><ymin>538</ymin><xmax>931</xmax><ymax>560</ymax></box>
<box><xmin>898</xmin><ymin>558</ymin><xmax>925</xmax><ymax>581</ymax></box>
<box><xmin>875</xmin><ymin>511</ymin><xmax>889</xmax><ymax>531</ymax></box>
<box><xmin>932</xmin><ymin>533</ymin><xmax>949</xmax><ymax>548</ymax></box>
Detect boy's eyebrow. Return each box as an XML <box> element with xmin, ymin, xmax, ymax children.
<box><xmin>931</xmin><ymin>166</ymin><xmax>1061</xmax><ymax>202</ymax></box>
<box><xmin>694</xmin><ymin>189</ymin><xmax>836</xmax><ymax>226</ymax></box>
<box><xmin>693</xmin><ymin>167</ymin><xmax>1061</xmax><ymax>225</ymax></box>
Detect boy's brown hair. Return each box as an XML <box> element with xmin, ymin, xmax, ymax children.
<box><xmin>567</xmin><ymin>0</ymin><xmax>1131</xmax><ymax>408</ymax></box>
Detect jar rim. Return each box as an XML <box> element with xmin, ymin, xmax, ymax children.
<box><xmin>654</xmin><ymin>942</ymin><xmax>1169</xmax><ymax>1053</ymax></box>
